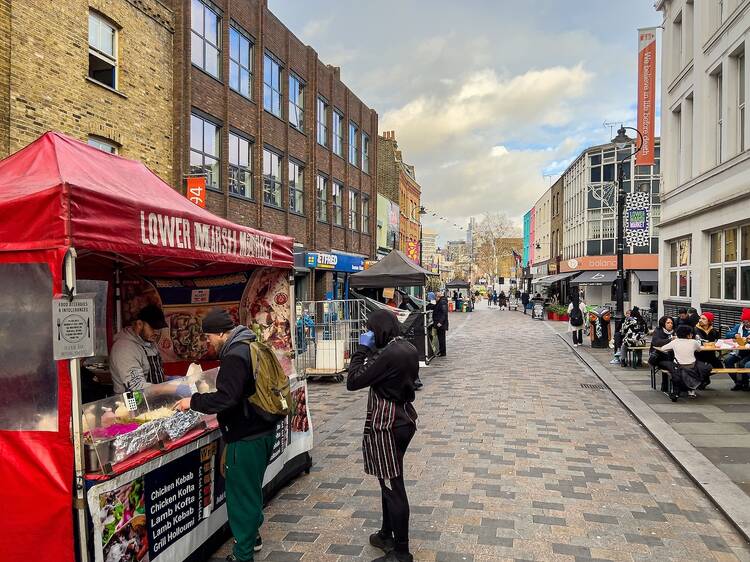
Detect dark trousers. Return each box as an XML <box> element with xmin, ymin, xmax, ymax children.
<box><xmin>436</xmin><ymin>328</ymin><xmax>447</xmax><ymax>356</ymax></box>
<box><xmin>379</xmin><ymin>423</ymin><xmax>416</xmax><ymax>554</ymax></box>
<box><xmin>649</xmin><ymin>357</ymin><xmax>675</xmax><ymax>392</ymax></box>
<box><xmin>726</xmin><ymin>352</ymin><xmax>750</xmax><ymax>386</ymax></box>
<box><xmin>572</xmin><ymin>329</ymin><xmax>583</xmax><ymax>345</ymax></box>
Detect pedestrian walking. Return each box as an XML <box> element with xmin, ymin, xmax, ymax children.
<box><xmin>347</xmin><ymin>309</ymin><xmax>419</xmax><ymax>562</ymax></box>
<box><xmin>567</xmin><ymin>293</ymin><xmax>586</xmax><ymax>346</ymax></box>
<box><xmin>498</xmin><ymin>290</ymin><xmax>506</xmax><ymax>310</ymax></box>
<box><xmin>521</xmin><ymin>290</ymin><xmax>530</xmax><ymax>314</ymax></box>
<box><xmin>487</xmin><ymin>290</ymin><xmax>494</xmax><ymax>308</ymax></box>
<box><xmin>432</xmin><ymin>290</ymin><xmax>449</xmax><ymax>356</ymax></box>
<box><xmin>175</xmin><ymin>308</ymin><xmax>279</xmax><ymax>562</ymax></box>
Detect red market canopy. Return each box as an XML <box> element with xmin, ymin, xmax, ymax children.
<box><xmin>0</xmin><ymin>132</ymin><xmax>293</xmax><ymax>274</ymax></box>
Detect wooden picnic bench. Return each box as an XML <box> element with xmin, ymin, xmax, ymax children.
<box><xmin>622</xmin><ymin>345</ymin><xmax>651</xmax><ymax>368</ymax></box>
<box><xmin>650</xmin><ymin>366</ymin><xmax>750</xmax><ymax>391</ymax></box>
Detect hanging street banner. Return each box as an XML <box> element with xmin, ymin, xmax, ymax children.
<box><xmin>624</xmin><ymin>192</ymin><xmax>651</xmax><ymax>247</ymax></box>
<box><xmin>637</xmin><ymin>27</ymin><xmax>657</xmax><ymax>166</ymax></box>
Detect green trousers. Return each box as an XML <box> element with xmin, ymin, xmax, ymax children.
<box><xmin>225</xmin><ymin>434</ymin><xmax>275</xmax><ymax>561</ymax></box>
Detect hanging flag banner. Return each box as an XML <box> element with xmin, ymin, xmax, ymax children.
<box><xmin>406</xmin><ymin>241</ymin><xmax>420</xmax><ymax>263</ymax></box>
<box><xmin>624</xmin><ymin>191</ymin><xmax>651</xmax><ymax>247</ymax></box>
<box><xmin>186</xmin><ymin>176</ymin><xmax>207</xmax><ymax>208</ymax></box>
<box><xmin>637</xmin><ymin>27</ymin><xmax>657</xmax><ymax>166</ymax></box>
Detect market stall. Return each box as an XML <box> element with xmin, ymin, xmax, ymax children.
<box><xmin>0</xmin><ymin>132</ymin><xmax>313</xmax><ymax>562</ymax></box>
<box><xmin>349</xmin><ymin>250</ymin><xmax>437</xmax><ymax>363</ymax></box>
<box><xmin>445</xmin><ymin>279</ymin><xmax>472</xmax><ymax>311</ymax></box>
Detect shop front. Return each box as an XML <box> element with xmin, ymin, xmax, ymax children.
<box><xmin>0</xmin><ymin>133</ymin><xmax>313</xmax><ymax>562</ymax></box>
<box><xmin>305</xmin><ymin>250</ymin><xmax>366</xmax><ymax>300</ymax></box>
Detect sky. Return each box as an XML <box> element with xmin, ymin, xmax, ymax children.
<box><xmin>269</xmin><ymin>0</ymin><xmax>662</xmax><ymax>246</ymax></box>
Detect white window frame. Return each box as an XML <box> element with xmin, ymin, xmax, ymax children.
<box><xmin>88</xmin><ymin>11</ymin><xmax>118</xmax><ymax>89</ymax></box>
<box><xmin>668</xmin><ymin>237</ymin><xmax>692</xmax><ymax>298</ymax></box>
<box><xmin>88</xmin><ymin>135</ymin><xmax>118</xmax><ymax>154</ymax></box>
<box><xmin>709</xmin><ymin>224</ymin><xmax>750</xmax><ymax>302</ymax></box>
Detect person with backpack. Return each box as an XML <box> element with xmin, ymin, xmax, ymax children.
<box><xmin>347</xmin><ymin>309</ymin><xmax>419</xmax><ymax>562</ymax></box>
<box><xmin>175</xmin><ymin>307</ymin><xmax>288</xmax><ymax>562</ymax></box>
<box><xmin>567</xmin><ymin>292</ymin><xmax>586</xmax><ymax>347</ymax></box>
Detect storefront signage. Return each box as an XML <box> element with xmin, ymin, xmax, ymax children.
<box><xmin>305</xmin><ymin>252</ymin><xmax>364</xmax><ymax>273</ymax></box>
<box><xmin>186</xmin><ymin>177</ymin><xmax>206</xmax><ymax>208</ymax></box>
<box><xmin>560</xmin><ymin>254</ymin><xmax>658</xmax><ymax>272</ymax></box>
<box><xmin>52</xmin><ymin>295</ymin><xmax>95</xmax><ymax>360</ymax></box>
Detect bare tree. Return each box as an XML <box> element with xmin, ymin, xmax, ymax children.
<box><xmin>472</xmin><ymin>213</ymin><xmax>522</xmax><ymax>281</ymax></box>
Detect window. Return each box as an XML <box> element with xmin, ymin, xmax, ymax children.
<box><xmin>332</xmin><ymin>110</ymin><xmax>344</xmax><ymax>157</ymax></box>
<box><xmin>362</xmin><ymin>195</ymin><xmax>370</xmax><ymax>233</ymax></box>
<box><xmin>709</xmin><ymin>225</ymin><xmax>750</xmax><ymax>301</ymax></box>
<box><xmin>289</xmin><ymin>161</ymin><xmax>304</xmax><ymax>214</ymax></box>
<box><xmin>289</xmin><ymin>74</ymin><xmax>304</xmax><ymax>129</ymax></box>
<box><xmin>716</xmin><ymin>69</ymin><xmax>724</xmax><ymax>164</ymax></box>
<box><xmin>88</xmin><ymin>136</ymin><xmax>118</xmax><ymax>154</ymax></box>
<box><xmin>668</xmin><ymin>237</ymin><xmax>691</xmax><ymax>298</ymax></box>
<box><xmin>673</xmin><ymin>11</ymin><xmax>682</xmax><ymax>76</ymax></box>
<box><xmin>88</xmin><ymin>11</ymin><xmax>117</xmax><ymax>88</ymax></box>
<box><xmin>263</xmin><ymin>53</ymin><xmax>282</xmax><ymax>117</ymax></box>
<box><xmin>229</xmin><ymin>132</ymin><xmax>252</xmax><ymax>198</ymax></box>
<box><xmin>349</xmin><ymin>122</ymin><xmax>359</xmax><ymax>165</ymax></box>
<box><xmin>190</xmin><ymin>114</ymin><xmax>220</xmax><ymax>190</ymax></box>
<box><xmin>362</xmin><ymin>132</ymin><xmax>370</xmax><ymax>173</ymax></box>
<box><xmin>332</xmin><ymin>181</ymin><xmax>343</xmax><ymax>226</ymax></box>
<box><xmin>263</xmin><ymin>148</ymin><xmax>282</xmax><ymax>207</ymax></box>
<box><xmin>316</xmin><ymin>174</ymin><xmax>328</xmax><ymax>223</ymax></box>
<box><xmin>317</xmin><ymin>97</ymin><xmax>328</xmax><ymax>147</ymax></box>
<box><xmin>229</xmin><ymin>26</ymin><xmax>252</xmax><ymax>98</ymax></box>
<box><xmin>348</xmin><ymin>190</ymin><xmax>359</xmax><ymax>230</ymax></box>
<box><xmin>739</xmin><ymin>52</ymin><xmax>746</xmax><ymax>152</ymax></box>
<box><xmin>191</xmin><ymin>0</ymin><xmax>221</xmax><ymax>79</ymax></box>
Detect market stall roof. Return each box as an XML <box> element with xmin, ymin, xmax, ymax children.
<box><xmin>538</xmin><ymin>271</ymin><xmax>580</xmax><ymax>285</ymax></box>
<box><xmin>0</xmin><ymin>132</ymin><xmax>293</xmax><ymax>274</ymax></box>
<box><xmin>570</xmin><ymin>270</ymin><xmax>618</xmax><ymax>286</ymax></box>
<box><xmin>445</xmin><ymin>278</ymin><xmax>470</xmax><ymax>289</ymax></box>
<box><xmin>633</xmin><ymin>269</ymin><xmax>658</xmax><ymax>283</ymax></box>
<box><xmin>349</xmin><ymin>249</ymin><xmax>436</xmax><ymax>288</ymax></box>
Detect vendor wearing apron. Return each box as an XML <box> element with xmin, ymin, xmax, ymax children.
<box><xmin>347</xmin><ymin>309</ymin><xmax>419</xmax><ymax>562</ymax></box>
<box><xmin>109</xmin><ymin>304</ymin><xmax>166</xmax><ymax>393</ymax></box>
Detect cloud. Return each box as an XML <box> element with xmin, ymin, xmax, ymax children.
<box><xmin>381</xmin><ymin>64</ymin><xmax>593</xmax><ymax>154</ymax></box>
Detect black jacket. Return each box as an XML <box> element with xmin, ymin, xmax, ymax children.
<box><xmin>521</xmin><ymin>292</ymin><xmax>530</xmax><ymax>305</ymax></box>
<box><xmin>347</xmin><ymin>338</ymin><xmax>419</xmax><ymax>427</ymax></box>
<box><xmin>432</xmin><ymin>297</ymin><xmax>449</xmax><ymax>329</ymax></box>
<box><xmin>649</xmin><ymin>327</ymin><xmax>675</xmax><ymax>362</ymax></box>
<box><xmin>190</xmin><ymin>326</ymin><xmax>278</xmax><ymax>443</ymax></box>
<box><xmin>694</xmin><ymin>325</ymin><xmax>719</xmax><ymax>342</ymax></box>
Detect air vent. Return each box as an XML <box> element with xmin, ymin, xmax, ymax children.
<box><xmin>580</xmin><ymin>383</ymin><xmax>606</xmax><ymax>390</ymax></box>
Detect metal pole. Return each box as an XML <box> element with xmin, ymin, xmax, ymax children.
<box><xmin>65</xmin><ymin>248</ymin><xmax>90</xmax><ymax>562</ymax></box>
<box><xmin>615</xmin><ymin>160</ymin><xmax>626</xmax><ymax>335</ymax></box>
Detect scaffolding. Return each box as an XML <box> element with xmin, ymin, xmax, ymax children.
<box><xmin>295</xmin><ymin>299</ymin><xmax>367</xmax><ymax>382</ymax></box>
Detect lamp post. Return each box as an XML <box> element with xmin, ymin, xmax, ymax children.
<box><xmin>611</xmin><ymin>125</ymin><xmax>644</xmax><ymax>334</ymax></box>
<box><xmin>418</xmin><ymin>205</ymin><xmax>426</xmax><ymax>267</ymax></box>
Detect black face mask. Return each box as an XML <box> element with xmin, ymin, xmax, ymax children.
<box><xmin>367</xmin><ymin>309</ymin><xmax>401</xmax><ymax>348</ymax></box>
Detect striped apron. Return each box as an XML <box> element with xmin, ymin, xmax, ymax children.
<box><xmin>362</xmin><ymin>388</ymin><xmax>409</xmax><ymax>480</ymax></box>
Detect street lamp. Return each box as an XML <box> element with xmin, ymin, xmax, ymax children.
<box><xmin>418</xmin><ymin>205</ymin><xmax>426</xmax><ymax>267</ymax></box>
<box><xmin>610</xmin><ymin>124</ymin><xmax>644</xmax><ymax>335</ymax></box>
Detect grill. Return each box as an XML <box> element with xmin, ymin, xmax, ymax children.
<box><xmin>580</xmin><ymin>383</ymin><xmax>606</xmax><ymax>390</ymax></box>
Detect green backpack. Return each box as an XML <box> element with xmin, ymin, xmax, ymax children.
<box><xmin>243</xmin><ymin>340</ymin><xmax>292</xmax><ymax>422</ymax></box>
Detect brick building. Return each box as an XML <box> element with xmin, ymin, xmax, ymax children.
<box><xmin>0</xmin><ymin>0</ymin><xmax>175</xmax><ymax>183</ymax></box>
<box><xmin>172</xmin><ymin>0</ymin><xmax>377</xmax><ymax>301</ymax></box>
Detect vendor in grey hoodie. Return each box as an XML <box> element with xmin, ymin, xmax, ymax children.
<box><xmin>109</xmin><ymin>304</ymin><xmax>167</xmax><ymax>394</ymax></box>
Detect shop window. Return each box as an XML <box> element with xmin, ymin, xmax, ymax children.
<box><xmin>88</xmin><ymin>11</ymin><xmax>117</xmax><ymax>88</ymax></box>
<box><xmin>708</xmin><ymin>223</ymin><xmax>750</xmax><ymax>302</ymax></box>
<box><xmin>229</xmin><ymin>26</ymin><xmax>252</xmax><ymax>98</ymax></box>
<box><xmin>332</xmin><ymin>110</ymin><xmax>344</xmax><ymax>157</ymax></box>
<box><xmin>190</xmin><ymin>114</ymin><xmax>220</xmax><ymax>190</ymax></box>
<box><xmin>668</xmin><ymin>237</ymin><xmax>691</xmax><ymax>298</ymax></box>
<box><xmin>191</xmin><ymin>0</ymin><xmax>221</xmax><ymax>79</ymax></box>
<box><xmin>332</xmin><ymin>181</ymin><xmax>343</xmax><ymax>226</ymax></box>
<box><xmin>229</xmin><ymin>132</ymin><xmax>252</xmax><ymax>198</ymax></box>
<box><xmin>263</xmin><ymin>148</ymin><xmax>282</xmax><ymax>207</ymax></box>
<box><xmin>0</xmin><ymin>263</ymin><xmax>57</xmax><ymax>431</ymax></box>
<box><xmin>289</xmin><ymin>160</ymin><xmax>304</xmax><ymax>214</ymax></box>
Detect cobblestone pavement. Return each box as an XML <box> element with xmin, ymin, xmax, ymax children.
<box><xmin>212</xmin><ymin>309</ymin><xmax>750</xmax><ymax>561</ymax></box>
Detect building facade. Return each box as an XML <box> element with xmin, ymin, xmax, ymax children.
<box><xmin>560</xmin><ymin>140</ymin><xmax>661</xmax><ymax>310</ymax></box>
<box><xmin>531</xmin><ymin>188</ymin><xmax>552</xmax><ymax>276</ymax></box>
<box><xmin>657</xmin><ymin>0</ymin><xmax>750</xmax><ymax>327</ymax></box>
<box><xmin>550</xmin><ymin>176</ymin><xmax>564</xmax><ymax>275</ymax></box>
<box><xmin>0</xmin><ymin>0</ymin><xmax>174</xmax><ymax>182</ymax></box>
<box><xmin>421</xmin><ymin>228</ymin><xmax>438</xmax><ymax>271</ymax></box>
<box><xmin>172</xmin><ymin>0</ymin><xmax>377</xmax><ymax>301</ymax></box>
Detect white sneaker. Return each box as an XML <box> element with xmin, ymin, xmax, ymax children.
<box><xmin>610</xmin><ymin>358</ymin><xmax>621</xmax><ymax>364</ymax></box>
<box><xmin>687</xmin><ymin>390</ymin><xmax>697</xmax><ymax>398</ymax></box>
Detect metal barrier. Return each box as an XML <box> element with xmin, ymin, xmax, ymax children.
<box><xmin>295</xmin><ymin>299</ymin><xmax>367</xmax><ymax>381</ymax></box>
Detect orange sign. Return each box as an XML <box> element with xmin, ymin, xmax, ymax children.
<box><xmin>406</xmin><ymin>241</ymin><xmax>420</xmax><ymax>263</ymax></box>
<box><xmin>637</xmin><ymin>28</ymin><xmax>657</xmax><ymax>166</ymax></box>
<box><xmin>186</xmin><ymin>176</ymin><xmax>206</xmax><ymax>208</ymax></box>
<box><xmin>560</xmin><ymin>254</ymin><xmax>658</xmax><ymax>272</ymax></box>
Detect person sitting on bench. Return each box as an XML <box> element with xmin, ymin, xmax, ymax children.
<box><xmin>725</xmin><ymin>308</ymin><xmax>750</xmax><ymax>391</ymax></box>
<box><xmin>649</xmin><ymin>316</ymin><xmax>676</xmax><ymax>392</ymax></box>
<box><xmin>694</xmin><ymin>312</ymin><xmax>723</xmax><ymax>383</ymax></box>
<box><xmin>658</xmin><ymin>325</ymin><xmax>711</xmax><ymax>402</ymax></box>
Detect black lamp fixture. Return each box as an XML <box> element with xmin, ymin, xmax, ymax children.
<box><xmin>609</xmin><ymin>124</ymin><xmax>644</xmax><ymax>335</ymax></box>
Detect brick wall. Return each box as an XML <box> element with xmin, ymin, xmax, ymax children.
<box><xmin>377</xmin><ymin>132</ymin><xmax>399</xmax><ymax>202</ymax></box>
<box><xmin>0</xmin><ymin>0</ymin><xmax>174</xmax><ymax>183</ymax></box>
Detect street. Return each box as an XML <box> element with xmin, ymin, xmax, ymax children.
<box><xmin>211</xmin><ymin>309</ymin><xmax>750</xmax><ymax>562</ymax></box>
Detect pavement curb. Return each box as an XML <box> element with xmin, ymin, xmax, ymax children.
<box><xmin>551</xmin><ymin>327</ymin><xmax>750</xmax><ymax>543</ymax></box>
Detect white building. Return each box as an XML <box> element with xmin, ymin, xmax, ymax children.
<box><xmin>559</xmin><ymin>140</ymin><xmax>661</xmax><ymax>311</ymax></box>
<box><xmin>421</xmin><ymin>228</ymin><xmax>438</xmax><ymax>269</ymax></box>
<box><xmin>532</xmin><ymin>188</ymin><xmax>552</xmax><ymax>272</ymax></box>
<box><xmin>657</xmin><ymin>0</ymin><xmax>750</xmax><ymax>327</ymax></box>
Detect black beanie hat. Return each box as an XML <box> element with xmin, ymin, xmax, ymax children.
<box><xmin>201</xmin><ymin>307</ymin><xmax>235</xmax><ymax>334</ymax></box>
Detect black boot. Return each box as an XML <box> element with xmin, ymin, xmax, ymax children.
<box><xmin>369</xmin><ymin>531</ymin><xmax>394</xmax><ymax>552</ymax></box>
<box><xmin>371</xmin><ymin>551</ymin><xmax>414</xmax><ymax>562</ymax></box>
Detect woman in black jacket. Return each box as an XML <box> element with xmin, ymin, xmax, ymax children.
<box><xmin>348</xmin><ymin>309</ymin><xmax>419</xmax><ymax>562</ymax></box>
<box><xmin>694</xmin><ymin>311</ymin><xmax>723</xmax><ymax>371</ymax></box>
<box><xmin>649</xmin><ymin>315</ymin><xmax>676</xmax><ymax>392</ymax></box>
